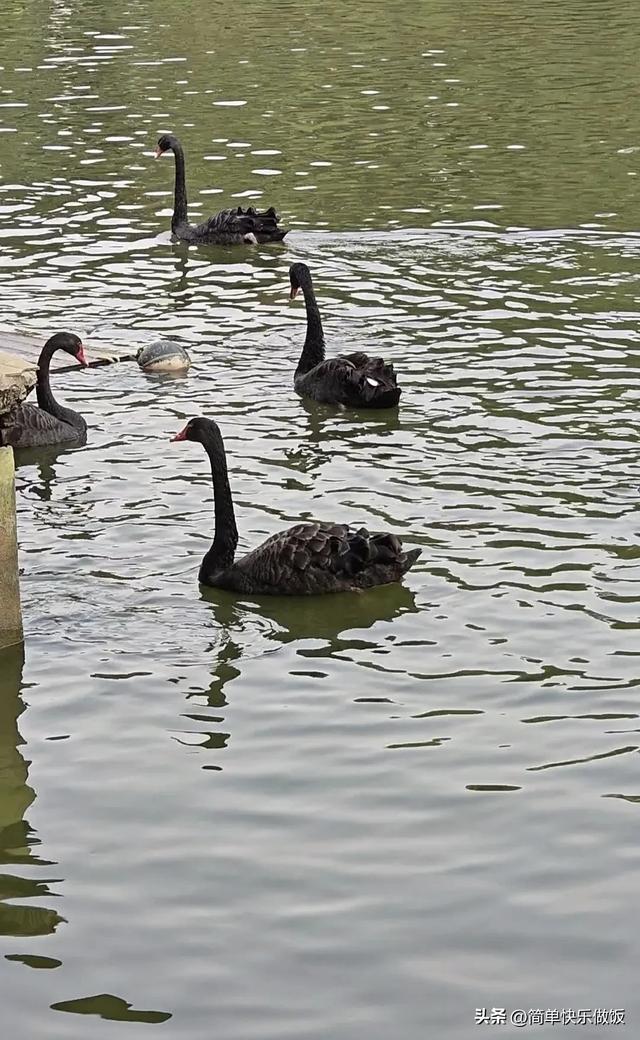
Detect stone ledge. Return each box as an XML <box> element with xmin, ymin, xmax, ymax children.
<box><xmin>0</xmin><ymin>351</ymin><xmax>37</xmax><ymax>418</ymax></box>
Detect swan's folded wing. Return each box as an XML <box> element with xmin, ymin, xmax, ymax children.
<box><xmin>0</xmin><ymin>404</ymin><xmax>78</xmax><ymax>448</ymax></box>
<box><xmin>338</xmin><ymin>351</ymin><xmax>370</xmax><ymax>368</ymax></box>
<box><xmin>297</xmin><ymin>357</ymin><xmax>359</xmax><ymax>396</ymax></box>
<box><xmin>339</xmin><ymin>352</ymin><xmax>398</xmax><ymax>384</ymax></box>
<box><xmin>301</xmin><ymin>355</ymin><xmax>401</xmax><ymax>407</ymax></box>
<box><xmin>232</xmin><ymin>521</ymin><xmax>417</xmax><ymax>592</ymax></box>
<box><xmin>195</xmin><ymin>205</ymin><xmax>287</xmax><ymax>242</ymax></box>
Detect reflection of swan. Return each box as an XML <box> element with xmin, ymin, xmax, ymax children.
<box><xmin>0</xmin><ymin>646</ymin><xmax>64</xmax><ymax>937</ymax></box>
<box><xmin>201</xmin><ymin>579</ymin><xmax>418</xmax><ymax>643</ymax></box>
<box><xmin>166</xmin><ymin>243</ymin><xmax>193</xmax><ymax>307</ymax></box>
<box><xmin>174</xmin><ymin>637</ymin><xmax>243</xmax><ymax>763</ymax></box>
<box><xmin>175</xmin><ymin>586</ymin><xmax>417</xmax><ymax>767</ymax></box>
<box><xmin>14</xmin><ymin>443</ymin><xmax>74</xmax><ymax>502</ymax></box>
<box><xmin>284</xmin><ymin>396</ymin><xmax>403</xmax><ymax>476</ymax></box>
<box><xmin>200</xmin><ymin>636</ymin><xmax>243</xmax><ymax>709</ymax></box>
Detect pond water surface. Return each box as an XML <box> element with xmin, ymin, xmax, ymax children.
<box><xmin>1</xmin><ymin>2</ymin><xmax>639</xmax><ymax>1038</ymax></box>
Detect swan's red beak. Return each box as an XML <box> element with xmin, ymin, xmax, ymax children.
<box><xmin>171</xmin><ymin>425</ymin><xmax>189</xmax><ymax>442</ymax></box>
<box><xmin>290</xmin><ymin>285</ymin><xmax>300</xmax><ymax>300</ymax></box>
<box><xmin>76</xmin><ymin>346</ymin><xmax>88</xmax><ymax>367</ymax></box>
<box><xmin>154</xmin><ymin>146</ymin><xmax>163</xmax><ymax>159</ymax></box>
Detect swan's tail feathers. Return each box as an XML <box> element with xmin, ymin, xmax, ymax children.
<box><xmin>363</xmin><ymin>382</ymin><xmax>401</xmax><ymax>408</ymax></box>
<box><xmin>369</xmin><ymin>532</ymin><xmax>418</xmax><ymax>567</ymax></box>
<box><xmin>340</xmin><ymin>352</ymin><xmax>401</xmax><ymax>408</ymax></box>
<box><xmin>355</xmin><ymin>364</ymin><xmax>401</xmax><ymax>408</ymax></box>
<box><xmin>400</xmin><ymin>547</ymin><xmax>422</xmax><ymax>574</ymax></box>
<box><xmin>237</xmin><ymin>204</ymin><xmax>288</xmax><ymax>243</ymax></box>
<box><xmin>346</xmin><ymin>528</ymin><xmax>421</xmax><ymax>587</ymax></box>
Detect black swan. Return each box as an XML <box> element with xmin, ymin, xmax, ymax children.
<box><xmin>289</xmin><ymin>262</ymin><xmax>401</xmax><ymax>409</ymax></box>
<box><xmin>171</xmin><ymin>417</ymin><xmax>420</xmax><ymax>594</ymax></box>
<box><xmin>155</xmin><ymin>134</ymin><xmax>288</xmax><ymax>245</ymax></box>
<box><xmin>0</xmin><ymin>333</ymin><xmax>87</xmax><ymax>449</ymax></box>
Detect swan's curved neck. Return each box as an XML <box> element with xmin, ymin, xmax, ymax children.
<box><xmin>296</xmin><ymin>276</ymin><xmax>325</xmax><ymax>375</ymax></box>
<box><xmin>199</xmin><ymin>425</ymin><xmax>239</xmax><ymax>580</ymax></box>
<box><xmin>35</xmin><ymin>345</ymin><xmax>64</xmax><ymax>416</ymax></box>
<box><xmin>36</xmin><ymin>345</ymin><xmax>85</xmax><ymax>431</ymax></box>
<box><xmin>170</xmin><ymin>140</ymin><xmax>189</xmax><ymax>231</ymax></box>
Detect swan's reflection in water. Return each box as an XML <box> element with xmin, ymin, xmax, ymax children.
<box><xmin>167</xmin><ymin>244</ymin><xmax>192</xmax><ymax>306</ymax></box>
<box><xmin>178</xmin><ymin>584</ymin><xmax>418</xmax><ymax>767</ymax></box>
<box><xmin>0</xmin><ymin>646</ymin><xmax>64</xmax><ymax>938</ymax></box>
<box><xmin>284</xmin><ymin>397</ymin><xmax>404</xmax><ymax>476</ymax></box>
<box><xmin>202</xmin><ymin>579</ymin><xmax>417</xmax><ymax>643</ymax></box>
<box><xmin>14</xmin><ymin>444</ymin><xmax>75</xmax><ymax>502</ymax></box>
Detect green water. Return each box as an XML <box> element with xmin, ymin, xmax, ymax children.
<box><xmin>1</xmin><ymin>1</ymin><xmax>639</xmax><ymax>1037</ymax></box>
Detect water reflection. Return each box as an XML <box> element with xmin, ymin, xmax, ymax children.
<box><xmin>284</xmin><ymin>397</ymin><xmax>404</xmax><ymax>476</ymax></box>
<box><xmin>166</xmin><ymin>244</ymin><xmax>192</xmax><ymax>304</ymax></box>
<box><xmin>14</xmin><ymin>444</ymin><xmax>74</xmax><ymax>501</ymax></box>
<box><xmin>177</xmin><ymin>584</ymin><xmax>418</xmax><ymax>765</ymax></box>
<box><xmin>200</xmin><ymin>578</ymin><xmax>418</xmax><ymax>643</ymax></box>
<box><xmin>0</xmin><ymin>646</ymin><xmax>63</xmax><ymax>938</ymax></box>
<box><xmin>51</xmin><ymin>993</ymin><xmax>171</xmax><ymax>1024</ymax></box>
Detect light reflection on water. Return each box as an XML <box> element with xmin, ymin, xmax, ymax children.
<box><xmin>1</xmin><ymin>1</ymin><xmax>640</xmax><ymax>1037</ymax></box>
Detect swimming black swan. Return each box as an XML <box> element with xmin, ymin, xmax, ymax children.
<box><xmin>155</xmin><ymin>134</ymin><xmax>288</xmax><ymax>245</ymax></box>
<box><xmin>0</xmin><ymin>333</ymin><xmax>87</xmax><ymax>449</ymax></box>
<box><xmin>171</xmin><ymin>417</ymin><xmax>420</xmax><ymax>594</ymax></box>
<box><xmin>289</xmin><ymin>262</ymin><xmax>401</xmax><ymax>409</ymax></box>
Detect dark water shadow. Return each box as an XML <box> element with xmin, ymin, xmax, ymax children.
<box><xmin>5</xmin><ymin>952</ymin><xmax>61</xmax><ymax>969</ymax></box>
<box><xmin>0</xmin><ymin>645</ymin><xmax>64</xmax><ymax>938</ymax></box>
<box><xmin>51</xmin><ymin>993</ymin><xmax>171</xmax><ymax>1024</ymax></box>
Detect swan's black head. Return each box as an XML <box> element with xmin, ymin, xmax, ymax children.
<box><xmin>45</xmin><ymin>331</ymin><xmax>87</xmax><ymax>366</ymax></box>
<box><xmin>171</xmin><ymin>417</ymin><xmax>217</xmax><ymax>443</ymax></box>
<box><xmin>155</xmin><ymin>134</ymin><xmax>179</xmax><ymax>158</ymax></box>
<box><xmin>289</xmin><ymin>262</ymin><xmax>312</xmax><ymax>300</ymax></box>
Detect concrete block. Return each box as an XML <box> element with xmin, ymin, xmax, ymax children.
<box><xmin>0</xmin><ymin>447</ymin><xmax>23</xmax><ymax>648</ymax></box>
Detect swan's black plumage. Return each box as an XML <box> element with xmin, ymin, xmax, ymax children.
<box><xmin>155</xmin><ymin>134</ymin><xmax>288</xmax><ymax>245</ymax></box>
<box><xmin>0</xmin><ymin>333</ymin><xmax>87</xmax><ymax>449</ymax></box>
<box><xmin>289</xmin><ymin>263</ymin><xmax>401</xmax><ymax>408</ymax></box>
<box><xmin>171</xmin><ymin>417</ymin><xmax>420</xmax><ymax>595</ymax></box>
